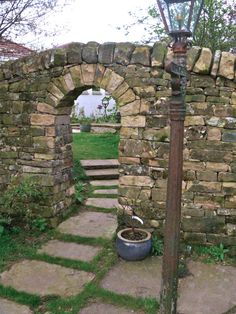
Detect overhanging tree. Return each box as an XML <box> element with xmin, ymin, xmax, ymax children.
<box><xmin>0</xmin><ymin>0</ymin><xmax>71</xmax><ymax>48</ymax></box>
<box><xmin>118</xmin><ymin>0</ymin><xmax>236</xmax><ymax>52</ymax></box>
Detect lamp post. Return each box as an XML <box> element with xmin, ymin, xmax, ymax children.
<box><xmin>155</xmin><ymin>0</ymin><xmax>204</xmax><ymax>313</ymax></box>
<box><xmin>102</xmin><ymin>96</ymin><xmax>111</xmax><ymax>118</ymax></box>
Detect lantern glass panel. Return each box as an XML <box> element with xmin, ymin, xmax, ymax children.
<box><xmin>158</xmin><ymin>0</ymin><xmax>203</xmax><ymax>35</ymax></box>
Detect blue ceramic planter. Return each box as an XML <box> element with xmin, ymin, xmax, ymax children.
<box><xmin>116</xmin><ymin>228</ymin><xmax>152</xmax><ymax>261</ymax></box>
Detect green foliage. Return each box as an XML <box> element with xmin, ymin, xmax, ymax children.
<box><xmin>117</xmin><ymin>5</ymin><xmax>167</xmax><ymax>44</ymax></box>
<box><xmin>75</xmin><ymin>181</ymin><xmax>86</xmax><ymax>203</ymax></box>
<box><xmin>118</xmin><ymin>1</ymin><xmax>236</xmax><ymax>52</ymax></box>
<box><xmin>194</xmin><ymin>0</ymin><xmax>236</xmax><ymax>52</ymax></box>
<box><xmin>1</xmin><ymin>177</ymin><xmax>48</xmax><ymax>229</ymax></box>
<box><xmin>151</xmin><ymin>235</ymin><xmax>163</xmax><ymax>256</ymax></box>
<box><xmin>0</xmin><ymin>215</ymin><xmax>11</xmax><ymax>236</ymax></box>
<box><xmin>193</xmin><ymin>243</ymin><xmax>229</xmax><ymax>262</ymax></box>
<box><xmin>31</xmin><ymin>217</ymin><xmax>48</xmax><ymax>232</ymax></box>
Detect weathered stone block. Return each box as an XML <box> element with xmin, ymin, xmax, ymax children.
<box><xmin>119</xmin><ymin>175</ymin><xmax>154</xmax><ymax>187</ymax></box>
<box><xmin>182</xmin><ymin>216</ymin><xmax>225</xmax><ymax>233</ymax></box>
<box><xmin>119</xmin><ymin>127</ymin><xmax>139</xmax><ymax>139</ymax></box>
<box><xmin>186</xmin><ymin>181</ymin><xmax>221</xmax><ymax>193</ymax></box>
<box><xmin>121</xmin><ymin>116</ymin><xmax>145</xmax><ymax>127</ymax></box>
<box><xmin>119</xmin><ymin>100</ymin><xmax>140</xmax><ymax>116</ymax></box>
<box><xmin>191</xmin><ymin>75</ymin><xmax>215</xmax><ymax>88</ymax></box>
<box><xmin>81</xmin><ymin>64</ymin><xmax>96</xmax><ymax>86</ymax></box>
<box><xmin>207</xmin><ymin>127</ymin><xmax>221</xmax><ymax>140</ymax></box>
<box><xmin>146</xmin><ymin>116</ymin><xmax>167</xmax><ymax>128</ymax></box>
<box><xmin>193</xmin><ymin>48</ymin><xmax>212</xmax><ymax>74</ymax></box>
<box><xmin>206</xmin><ymin>162</ymin><xmax>228</xmax><ymax>172</ymax></box>
<box><xmin>98</xmin><ymin>42</ymin><xmax>115</xmax><ymax>64</ymax></box>
<box><xmin>207</xmin><ymin>96</ymin><xmax>230</xmax><ymax>103</ymax></box>
<box><xmin>218</xmin><ymin>172</ymin><xmax>236</xmax><ymax>182</ymax></box>
<box><xmin>133</xmin><ymin>86</ymin><xmax>155</xmax><ymax>98</ymax></box>
<box><xmin>222</xmin><ymin>131</ymin><xmax>236</xmax><ymax>142</ymax></box>
<box><xmin>31</xmin><ymin>114</ymin><xmax>55</xmax><ymax>126</ymax></box>
<box><xmin>82</xmin><ymin>42</ymin><xmax>98</xmax><ymax>63</ymax></box>
<box><xmin>190</xmin><ymin>149</ymin><xmax>229</xmax><ymax>162</ymax></box>
<box><xmin>66</xmin><ymin>43</ymin><xmax>83</xmax><ymax>64</ymax></box>
<box><xmin>114</xmin><ymin>43</ymin><xmax>135</xmax><ymax>65</ymax></box>
<box><xmin>69</xmin><ymin>65</ymin><xmax>83</xmax><ymax>87</ymax></box>
<box><xmin>218</xmin><ymin>52</ymin><xmax>236</xmax><ymax>80</ymax></box>
<box><xmin>105</xmin><ymin>71</ymin><xmax>124</xmax><ymax>94</ymax></box>
<box><xmin>151</xmin><ymin>42</ymin><xmax>167</xmax><ymax>67</ymax></box>
<box><xmin>187</xmin><ymin>46</ymin><xmax>201</xmax><ymax>71</ymax></box>
<box><xmin>118</xmin><ymin>89</ymin><xmax>136</xmax><ymax>106</ymax></box>
<box><xmin>185</xmin><ymin>94</ymin><xmax>206</xmax><ymax>102</ymax></box>
<box><xmin>183</xmin><ymin>232</ymin><xmax>206</xmax><ymax>244</ymax></box>
<box><xmin>112</xmin><ymin>81</ymin><xmax>129</xmax><ymax>99</ymax></box>
<box><xmin>52</xmin><ymin>49</ymin><xmax>67</xmax><ymax>66</ymax></box>
<box><xmin>37</xmin><ymin>103</ymin><xmax>56</xmax><ymax>114</ymax></box>
<box><xmin>119</xmin><ymin>139</ymin><xmax>155</xmax><ymax>158</ymax></box>
<box><xmin>143</xmin><ymin>127</ymin><xmax>169</xmax><ymax>141</ymax></box>
<box><xmin>33</xmin><ymin>136</ymin><xmax>55</xmax><ymax>150</ymax></box>
<box><xmin>131</xmin><ymin>46</ymin><xmax>150</xmax><ymax>66</ymax></box>
<box><xmin>184</xmin><ymin>116</ymin><xmax>205</xmax><ymax>126</ymax></box>
<box><xmin>206</xmin><ymin>117</ymin><xmax>225</xmax><ymax>127</ymax></box>
<box><xmin>118</xmin><ymin>157</ymin><xmax>140</xmax><ymax>165</ymax></box>
<box><xmin>211</xmin><ymin>50</ymin><xmax>221</xmax><ymax>77</ymax></box>
<box><xmin>196</xmin><ymin>170</ymin><xmax>217</xmax><ymax>182</ymax></box>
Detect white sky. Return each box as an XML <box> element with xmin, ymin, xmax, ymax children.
<box><xmin>23</xmin><ymin>0</ymin><xmax>156</xmax><ymax>49</ymax></box>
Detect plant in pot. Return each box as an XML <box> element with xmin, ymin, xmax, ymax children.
<box><xmin>116</xmin><ymin>206</ymin><xmax>152</xmax><ymax>261</ymax></box>
<box><xmin>79</xmin><ymin>116</ymin><xmax>93</xmax><ymax>132</ymax></box>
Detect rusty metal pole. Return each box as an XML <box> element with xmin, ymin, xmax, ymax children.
<box><xmin>160</xmin><ymin>40</ymin><xmax>187</xmax><ymax>314</ymax></box>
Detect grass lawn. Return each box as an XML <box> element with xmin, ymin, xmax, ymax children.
<box><xmin>73</xmin><ymin>132</ymin><xmax>119</xmax><ymax>161</ymax></box>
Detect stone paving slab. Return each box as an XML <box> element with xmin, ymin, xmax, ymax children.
<box><xmin>90</xmin><ymin>179</ymin><xmax>119</xmax><ymax>186</ymax></box>
<box><xmin>101</xmin><ymin>256</ymin><xmax>162</xmax><ymax>298</ymax></box>
<box><xmin>85</xmin><ymin>168</ymin><xmax>119</xmax><ymax>179</ymax></box>
<box><xmin>0</xmin><ymin>260</ymin><xmax>95</xmax><ymax>297</ymax></box>
<box><xmin>79</xmin><ymin>301</ymin><xmax>145</xmax><ymax>314</ymax></box>
<box><xmin>85</xmin><ymin>197</ymin><xmax>119</xmax><ymax>208</ymax></box>
<box><xmin>38</xmin><ymin>240</ymin><xmax>102</xmax><ymax>262</ymax></box>
<box><xmin>81</xmin><ymin>159</ymin><xmax>119</xmax><ymax>169</ymax></box>
<box><xmin>0</xmin><ymin>298</ymin><xmax>33</xmax><ymax>314</ymax></box>
<box><xmin>178</xmin><ymin>261</ymin><xmax>236</xmax><ymax>314</ymax></box>
<box><xmin>93</xmin><ymin>189</ymin><xmax>118</xmax><ymax>195</ymax></box>
<box><xmin>57</xmin><ymin>211</ymin><xmax>117</xmax><ymax>239</ymax></box>
<box><xmin>101</xmin><ymin>257</ymin><xmax>236</xmax><ymax>314</ymax></box>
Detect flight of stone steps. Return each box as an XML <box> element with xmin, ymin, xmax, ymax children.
<box><xmin>80</xmin><ymin>159</ymin><xmax>119</xmax><ymax>182</ymax></box>
<box><xmin>80</xmin><ymin>159</ymin><xmax>120</xmax><ymax>209</ymax></box>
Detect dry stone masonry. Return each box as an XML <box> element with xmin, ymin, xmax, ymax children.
<box><xmin>0</xmin><ymin>42</ymin><xmax>235</xmax><ymax>245</ymax></box>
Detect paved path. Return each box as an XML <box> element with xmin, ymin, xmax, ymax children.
<box><xmin>1</xmin><ymin>162</ymin><xmax>236</xmax><ymax>313</ymax></box>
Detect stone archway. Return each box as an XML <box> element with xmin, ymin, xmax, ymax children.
<box><xmin>0</xmin><ymin>41</ymin><xmax>236</xmax><ymax>244</ymax></box>
<box><xmin>0</xmin><ymin>42</ymin><xmax>156</xmax><ymax>222</ymax></box>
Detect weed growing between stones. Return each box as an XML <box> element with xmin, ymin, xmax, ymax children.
<box><xmin>151</xmin><ymin>235</ymin><xmax>164</xmax><ymax>256</ymax></box>
<box><xmin>185</xmin><ymin>243</ymin><xmax>232</xmax><ymax>263</ymax></box>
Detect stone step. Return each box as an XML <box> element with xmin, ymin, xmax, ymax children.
<box><xmin>93</xmin><ymin>189</ymin><xmax>118</xmax><ymax>195</ymax></box>
<box><xmin>81</xmin><ymin>159</ymin><xmax>119</xmax><ymax>170</ymax></box>
<box><xmin>90</xmin><ymin>179</ymin><xmax>119</xmax><ymax>187</ymax></box>
<box><xmin>85</xmin><ymin>168</ymin><xmax>119</xmax><ymax>180</ymax></box>
<box><xmin>85</xmin><ymin>197</ymin><xmax>119</xmax><ymax>209</ymax></box>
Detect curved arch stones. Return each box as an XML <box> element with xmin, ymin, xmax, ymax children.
<box><xmin>0</xmin><ymin>41</ymin><xmax>236</xmax><ymax>244</ymax></box>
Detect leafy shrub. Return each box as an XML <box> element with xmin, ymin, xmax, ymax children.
<box><xmin>31</xmin><ymin>217</ymin><xmax>48</xmax><ymax>232</ymax></box>
<box><xmin>151</xmin><ymin>235</ymin><xmax>163</xmax><ymax>256</ymax></box>
<box><xmin>75</xmin><ymin>181</ymin><xmax>86</xmax><ymax>203</ymax></box>
<box><xmin>0</xmin><ymin>214</ymin><xmax>11</xmax><ymax>236</ymax></box>
<box><xmin>1</xmin><ymin>176</ymin><xmax>48</xmax><ymax>231</ymax></box>
<box><xmin>192</xmin><ymin>243</ymin><xmax>229</xmax><ymax>262</ymax></box>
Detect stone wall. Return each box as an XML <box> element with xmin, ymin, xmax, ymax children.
<box><xmin>0</xmin><ymin>41</ymin><xmax>235</xmax><ymax>244</ymax></box>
